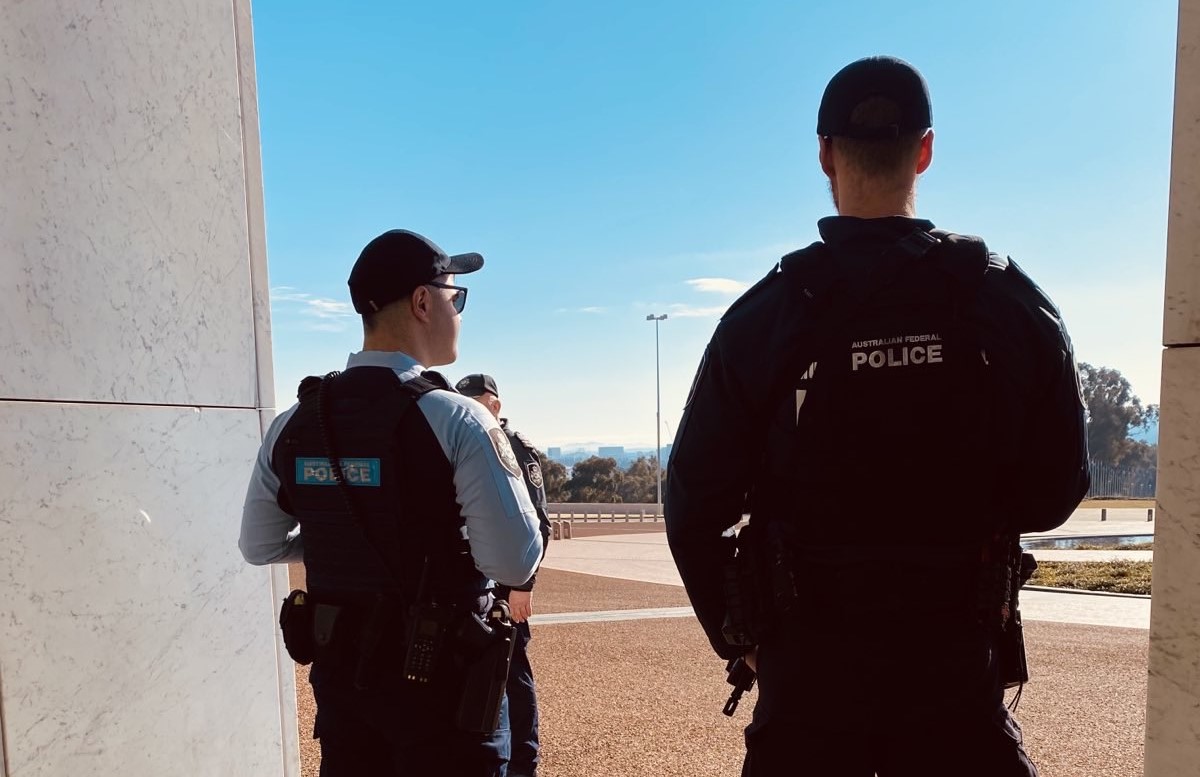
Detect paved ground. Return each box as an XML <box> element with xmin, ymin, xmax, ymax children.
<box><xmin>539</xmin><ymin>530</ymin><xmax>1153</xmax><ymax>630</ymax></box>
<box><xmin>290</xmin><ymin>506</ymin><xmax>1155</xmax><ymax>775</ymax></box>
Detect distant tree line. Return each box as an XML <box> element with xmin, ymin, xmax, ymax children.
<box><xmin>535</xmin><ymin>454</ymin><xmax>663</xmax><ymax>503</ymax></box>
<box><xmin>1078</xmin><ymin>362</ymin><xmax>1158</xmax><ymax>498</ymax></box>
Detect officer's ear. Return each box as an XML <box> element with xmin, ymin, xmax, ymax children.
<box><xmin>915</xmin><ymin>130</ymin><xmax>934</xmax><ymax>175</ymax></box>
<box><xmin>409</xmin><ymin>285</ymin><xmax>434</xmax><ymax>323</ymax></box>
<box><xmin>818</xmin><ymin>135</ymin><xmax>836</xmax><ymax>179</ymax></box>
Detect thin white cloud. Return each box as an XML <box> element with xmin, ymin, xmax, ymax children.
<box><xmin>686</xmin><ymin>277</ymin><xmax>749</xmax><ymax>295</ymax></box>
<box><xmin>271</xmin><ymin>287</ymin><xmax>355</xmax><ymax>319</ymax></box>
<box><xmin>555</xmin><ymin>306</ymin><xmax>609</xmax><ymax>314</ymax></box>
<box><xmin>667</xmin><ymin>303</ymin><xmax>730</xmax><ymax>319</ymax></box>
<box><xmin>270</xmin><ymin>286</ymin><xmax>356</xmax><ymax>332</ymax></box>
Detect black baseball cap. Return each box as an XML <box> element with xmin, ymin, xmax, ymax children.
<box><xmin>347</xmin><ymin>229</ymin><xmax>484</xmax><ymax>314</ymax></box>
<box><xmin>816</xmin><ymin>56</ymin><xmax>932</xmax><ymax>140</ymax></box>
<box><xmin>455</xmin><ymin>373</ymin><xmax>499</xmax><ymax>398</ymax></box>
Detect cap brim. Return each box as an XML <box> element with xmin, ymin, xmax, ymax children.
<box><xmin>446</xmin><ymin>252</ymin><xmax>484</xmax><ymax>275</ymax></box>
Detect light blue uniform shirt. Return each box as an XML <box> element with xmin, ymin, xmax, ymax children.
<box><xmin>239</xmin><ymin>351</ymin><xmax>543</xmax><ymax>588</ymax></box>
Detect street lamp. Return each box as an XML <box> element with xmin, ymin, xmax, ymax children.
<box><xmin>646</xmin><ymin>313</ymin><xmax>668</xmax><ymax>511</ymax></box>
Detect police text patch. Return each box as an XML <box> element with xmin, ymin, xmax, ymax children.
<box><xmin>296</xmin><ymin>457</ymin><xmax>381</xmax><ymax>487</ymax></box>
<box><xmin>850</xmin><ymin>333</ymin><xmax>943</xmax><ymax>371</ymax></box>
<box><xmin>488</xmin><ymin>427</ymin><xmax>523</xmax><ymax>478</ymax></box>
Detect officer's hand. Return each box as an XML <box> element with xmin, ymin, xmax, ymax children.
<box><xmin>507</xmin><ymin>589</ymin><xmax>533</xmax><ymax>623</ymax></box>
<box><xmin>744</xmin><ymin>647</ymin><xmax>758</xmax><ymax>673</ymax></box>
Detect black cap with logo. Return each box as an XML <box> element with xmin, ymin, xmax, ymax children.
<box><xmin>455</xmin><ymin>374</ymin><xmax>499</xmax><ymax>398</ymax></box>
<box><xmin>347</xmin><ymin>229</ymin><xmax>484</xmax><ymax>314</ymax></box>
<box><xmin>817</xmin><ymin>56</ymin><xmax>932</xmax><ymax>140</ymax></box>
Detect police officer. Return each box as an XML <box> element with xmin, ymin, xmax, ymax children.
<box><xmin>665</xmin><ymin>57</ymin><xmax>1089</xmax><ymax>777</ymax></box>
<box><xmin>239</xmin><ymin>229</ymin><xmax>543</xmax><ymax>776</ymax></box>
<box><xmin>455</xmin><ymin>374</ymin><xmax>551</xmax><ymax>777</ymax></box>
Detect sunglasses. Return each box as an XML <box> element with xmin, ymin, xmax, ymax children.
<box><xmin>426</xmin><ymin>281</ymin><xmax>468</xmax><ymax>314</ymax></box>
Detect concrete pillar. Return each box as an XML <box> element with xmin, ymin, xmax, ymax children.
<box><xmin>1146</xmin><ymin>1</ymin><xmax>1200</xmax><ymax>773</ymax></box>
<box><xmin>0</xmin><ymin>2</ymin><xmax>294</xmax><ymax>775</ymax></box>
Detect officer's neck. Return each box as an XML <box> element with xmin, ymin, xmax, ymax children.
<box><xmin>362</xmin><ymin>331</ymin><xmax>433</xmax><ymax>367</ymax></box>
<box><xmin>833</xmin><ymin>179</ymin><xmax>918</xmax><ymax>219</ymax></box>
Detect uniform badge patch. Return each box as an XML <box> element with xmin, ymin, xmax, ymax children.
<box><xmin>488</xmin><ymin>427</ymin><xmax>522</xmax><ymax>478</ymax></box>
<box><xmin>526</xmin><ymin>461</ymin><xmax>544</xmax><ymax>489</ymax></box>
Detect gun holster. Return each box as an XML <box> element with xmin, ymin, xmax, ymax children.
<box><xmin>454</xmin><ymin>599</ymin><xmax>516</xmax><ymax>734</ymax></box>
<box><xmin>722</xmin><ymin>522</ymin><xmax>794</xmax><ymax>648</ymax></box>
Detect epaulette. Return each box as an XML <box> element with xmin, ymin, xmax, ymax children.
<box><xmin>722</xmin><ymin>242</ymin><xmax>827</xmax><ymax>320</ymax></box>
<box><xmin>778</xmin><ymin>241</ymin><xmax>837</xmax><ymax>301</ymax></box>
<box><xmin>418</xmin><ymin>370</ymin><xmax>453</xmax><ymax>390</ymax></box>
<box><xmin>510</xmin><ymin>429</ymin><xmax>539</xmax><ymax>457</ymax></box>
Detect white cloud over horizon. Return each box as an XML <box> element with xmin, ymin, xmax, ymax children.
<box><xmin>555</xmin><ymin>306</ymin><xmax>608</xmax><ymax>314</ymax></box>
<box><xmin>666</xmin><ymin>303</ymin><xmax>730</xmax><ymax>318</ymax></box>
<box><xmin>271</xmin><ymin>287</ymin><xmax>356</xmax><ymax>331</ymax></box>
<box><xmin>686</xmin><ymin>277</ymin><xmax>750</xmax><ymax>294</ymax></box>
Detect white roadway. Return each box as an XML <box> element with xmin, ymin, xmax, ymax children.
<box><xmin>533</xmin><ymin>508</ymin><xmax>1153</xmax><ymax>630</ymax></box>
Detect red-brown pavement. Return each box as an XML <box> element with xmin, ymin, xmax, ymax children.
<box><xmin>290</xmin><ymin>564</ymin><xmax>1147</xmax><ymax>777</ymax></box>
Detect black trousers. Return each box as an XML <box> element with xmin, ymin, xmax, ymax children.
<box><xmin>310</xmin><ymin>661</ymin><xmax>508</xmax><ymax>777</ymax></box>
<box><xmin>742</xmin><ymin>703</ymin><xmax>1036</xmax><ymax>777</ymax></box>
<box><xmin>503</xmin><ymin>621</ymin><xmax>540</xmax><ymax>775</ymax></box>
<box><xmin>742</xmin><ymin>624</ymin><xmax>1037</xmax><ymax>777</ymax></box>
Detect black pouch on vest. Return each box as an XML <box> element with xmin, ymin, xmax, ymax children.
<box><xmin>997</xmin><ymin>551</ymin><xmax>1036</xmax><ymax>689</ymax></box>
<box><xmin>454</xmin><ymin>601</ymin><xmax>516</xmax><ymax>734</ymax></box>
<box><xmin>997</xmin><ymin>610</ymin><xmax>1029</xmax><ymax>689</ymax></box>
<box><xmin>280</xmin><ymin>589</ymin><xmax>316</xmax><ymax>666</ymax></box>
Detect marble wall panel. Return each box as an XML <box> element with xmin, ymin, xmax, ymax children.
<box><xmin>0</xmin><ymin>401</ymin><xmax>288</xmax><ymax>776</ymax></box>
<box><xmin>233</xmin><ymin>0</ymin><xmax>276</xmax><ymax>413</ymax></box>
<box><xmin>1165</xmin><ymin>0</ymin><xmax>1200</xmax><ymax>346</ymax></box>
<box><xmin>1146</xmin><ymin>347</ymin><xmax>1200</xmax><ymax>776</ymax></box>
<box><xmin>0</xmin><ymin>0</ymin><xmax>258</xmax><ymax>407</ymax></box>
<box><xmin>1147</xmin><ymin>4</ymin><xmax>1200</xmax><ymax>773</ymax></box>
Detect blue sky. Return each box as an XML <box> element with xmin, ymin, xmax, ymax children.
<box><xmin>254</xmin><ymin>1</ymin><xmax>1177</xmax><ymax>448</ymax></box>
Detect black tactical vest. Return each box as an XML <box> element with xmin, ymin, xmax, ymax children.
<box><xmin>271</xmin><ymin>367</ymin><xmax>488</xmax><ymax>611</ymax></box>
<box><xmin>756</xmin><ymin>231</ymin><xmax>1009</xmax><ymax>549</ymax></box>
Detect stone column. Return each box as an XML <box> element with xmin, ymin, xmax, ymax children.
<box><xmin>0</xmin><ymin>2</ymin><xmax>296</xmax><ymax>775</ymax></box>
<box><xmin>1146</xmin><ymin>1</ymin><xmax>1200</xmax><ymax>774</ymax></box>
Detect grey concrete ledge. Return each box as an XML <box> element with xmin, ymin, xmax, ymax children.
<box><xmin>1024</xmin><ymin>585</ymin><xmax>1151</xmax><ymax>600</ymax></box>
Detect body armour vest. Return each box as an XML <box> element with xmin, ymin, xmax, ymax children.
<box><xmin>271</xmin><ymin>367</ymin><xmax>488</xmax><ymax>611</ymax></box>
<box><xmin>755</xmin><ymin>231</ymin><xmax>1005</xmax><ymax>549</ymax></box>
<box><xmin>748</xmin><ymin>232</ymin><xmax>1013</xmax><ymax>626</ymax></box>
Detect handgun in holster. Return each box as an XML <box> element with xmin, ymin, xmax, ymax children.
<box><xmin>722</xmin><ymin>527</ymin><xmax>756</xmax><ymax>647</ymax></box>
<box><xmin>722</xmin><ymin>522</ymin><xmax>793</xmax><ymax>649</ymax></box>
<box><xmin>453</xmin><ymin>599</ymin><xmax>516</xmax><ymax>734</ymax></box>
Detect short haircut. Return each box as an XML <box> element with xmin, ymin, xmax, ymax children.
<box><xmin>831</xmin><ymin>97</ymin><xmax>924</xmax><ymax>179</ymax></box>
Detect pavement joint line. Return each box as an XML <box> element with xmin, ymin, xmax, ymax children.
<box><xmin>531</xmin><ymin>606</ymin><xmax>695</xmax><ymax>625</ymax></box>
<box><xmin>1024</xmin><ymin>585</ymin><xmax>1151</xmax><ymax>600</ymax></box>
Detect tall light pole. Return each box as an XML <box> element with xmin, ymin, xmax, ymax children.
<box><xmin>646</xmin><ymin>313</ymin><xmax>668</xmax><ymax>510</ymax></box>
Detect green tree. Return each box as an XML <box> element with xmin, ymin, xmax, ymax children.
<box><xmin>1078</xmin><ymin>362</ymin><xmax>1159</xmax><ymax>468</ymax></box>
<box><xmin>536</xmin><ymin>451</ymin><xmax>570</xmax><ymax>502</ymax></box>
<box><xmin>619</xmin><ymin>456</ymin><xmax>662</xmax><ymax>503</ymax></box>
<box><xmin>567</xmin><ymin>456</ymin><xmax>623</xmax><ymax>503</ymax></box>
